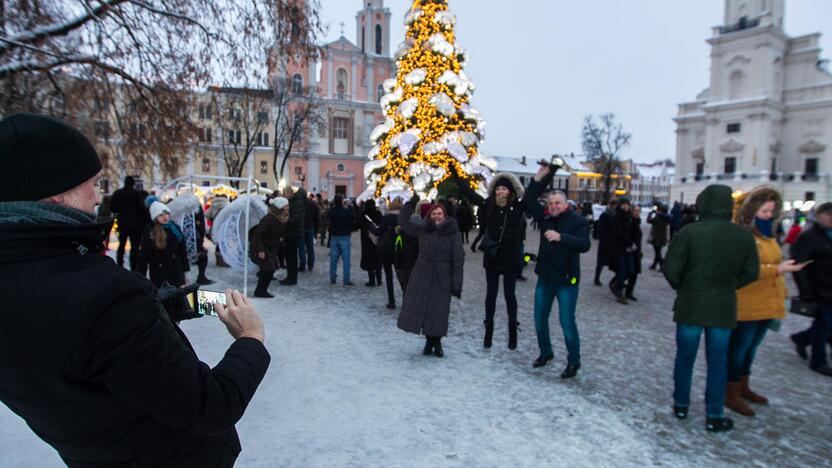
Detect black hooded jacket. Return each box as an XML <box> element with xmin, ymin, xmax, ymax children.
<box><xmin>0</xmin><ymin>208</ymin><xmax>270</xmax><ymax>467</ymax></box>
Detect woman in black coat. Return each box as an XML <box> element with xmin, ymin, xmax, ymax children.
<box><xmin>137</xmin><ymin>201</ymin><xmax>189</xmax><ymax>288</ymax></box>
<box><xmin>359</xmin><ymin>200</ymin><xmax>383</xmax><ymax>286</ymax></box>
<box><xmin>625</xmin><ymin>205</ymin><xmax>643</xmax><ymax>301</ymax></box>
<box><xmin>466</xmin><ymin>173</ymin><xmax>527</xmax><ymax>350</ymax></box>
<box><xmin>457</xmin><ymin>200</ymin><xmax>474</xmax><ymax>243</ymax></box>
<box><xmin>372</xmin><ymin>198</ymin><xmax>402</xmax><ymax>309</ymax></box>
<box><xmin>250</xmin><ymin>197</ymin><xmax>289</xmax><ymax>298</ymax></box>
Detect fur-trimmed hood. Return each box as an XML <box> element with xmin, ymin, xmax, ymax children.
<box><xmin>487</xmin><ymin>172</ymin><xmax>525</xmax><ymax>198</ymax></box>
<box><xmin>734</xmin><ymin>185</ymin><xmax>783</xmax><ymax>228</ymax></box>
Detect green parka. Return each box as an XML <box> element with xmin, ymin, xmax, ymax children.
<box><xmin>662</xmin><ymin>185</ymin><xmax>759</xmax><ymax>328</ymax></box>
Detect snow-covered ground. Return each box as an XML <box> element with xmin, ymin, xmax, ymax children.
<box><xmin>2</xmin><ymin>226</ymin><xmax>831</xmax><ymax>467</ymax></box>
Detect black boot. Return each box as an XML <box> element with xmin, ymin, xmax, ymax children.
<box><xmin>432</xmin><ymin>337</ymin><xmax>444</xmax><ymax>358</ymax></box>
<box><xmin>196</xmin><ymin>252</ymin><xmax>214</xmax><ymax>285</ymax></box>
<box><xmin>560</xmin><ymin>363</ymin><xmax>581</xmax><ymax>379</ymax></box>
<box><xmin>673</xmin><ymin>406</ymin><xmax>688</xmax><ymax>420</ymax></box>
<box><xmin>422</xmin><ymin>338</ymin><xmax>433</xmax><ymax>356</ymax></box>
<box><xmin>705</xmin><ymin>416</ymin><xmax>734</xmax><ymax>432</ymax></box>
<box><xmin>483</xmin><ymin>320</ymin><xmax>494</xmax><ymax>348</ymax></box>
<box><xmin>533</xmin><ymin>354</ymin><xmax>554</xmax><ymax>368</ymax></box>
<box><xmin>253</xmin><ymin>272</ymin><xmax>273</xmax><ymax>298</ymax></box>
<box><xmin>508</xmin><ymin>322</ymin><xmax>518</xmax><ymax>350</ymax></box>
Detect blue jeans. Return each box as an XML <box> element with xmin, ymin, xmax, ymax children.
<box><xmin>299</xmin><ymin>229</ymin><xmax>316</xmax><ymax>270</ymax></box>
<box><xmin>673</xmin><ymin>324</ymin><xmax>731</xmax><ymax>418</ymax></box>
<box><xmin>727</xmin><ymin>320</ymin><xmax>770</xmax><ymax>382</ymax></box>
<box><xmin>810</xmin><ymin>303</ymin><xmax>832</xmax><ymax>368</ymax></box>
<box><xmin>533</xmin><ymin>280</ymin><xmax>580</xmax><ymax>365</ymax></box>
<box><xmin>329</xmin><ymin>235</ymin><xmax>351</xmax><ymax>284</ymax></box>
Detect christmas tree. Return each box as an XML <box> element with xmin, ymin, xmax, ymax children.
<box><xmin>362</xmin><ymin>0</ymin><xmax>494</xmax><ymax>201</ymax></box>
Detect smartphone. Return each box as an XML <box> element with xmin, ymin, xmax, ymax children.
<box><xmin>187</xmin><ymin>290</ymin><xmax>227</xmax><ymax>317</ymax></box>
<box><xmin>799</xmin><ymin>260</ymin><xmax>815</xmax><ymax>266</ymax></box>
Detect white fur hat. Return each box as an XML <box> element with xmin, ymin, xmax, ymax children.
<box><xmin>271</xmin><ymin>197</ymin><xmax>289</xmax><ymax>210</ymax></box>
<box><xmin>149</xmin><ymin>201</ymin><xmax>170</xmax><ymax>221</ymax></box>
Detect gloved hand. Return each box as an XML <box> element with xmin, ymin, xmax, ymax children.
<box><xmin>158</xmin><ymin>283</ymin><xmax>201</xmax><ymax>322</ymax></box>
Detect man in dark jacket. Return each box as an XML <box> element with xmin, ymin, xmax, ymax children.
<box><xmin>609</xmin><ymin>198</ymin><xmax>636</xmax><ymax>304</ymax></box>
<box><xmin>593</xmin><ymin>200</ymin><xmax>616</xmax><ymax>286</ymax></box>
<box><xmin>663</xmin><ymin>184</ymin><xmax>759</xmax><ymax>432</ymax></box>
<box><xmin>790</xmin><ymin>202</ymin><xmax>832</xmax><ymax>376</ymax></box>
<box><xmin>0</xmin><ymin>113</ymin><xmax>270</xmax><ymax>467</ymax></box>
<box><xmin>299</xmin><ymin>194</ymin><xmax>320</xmax><ymax>273</ymax></box>
<box><xmin>110</xmin><ymin>175</ymin><xmax>148</xmax><ymax>270</ymax></box>
<box><xmin>328</xmin><ymin>195</ymin><xmax>357</xmax><ymax>286</ymax></box>
<box><xmin>281</xmin><ymin>186</ymin><xmax>306</xmax><ymax>285</ymax></box>
<box><xmin>524</xmin><ymin>164</ymin><xmax>591</xmax><ymax>379</ymax></box>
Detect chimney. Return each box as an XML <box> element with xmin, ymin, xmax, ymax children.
<box><xmin>521</xmin><ymin>155</ymin><xmax>526</xmax><ymax>165</ymax></box>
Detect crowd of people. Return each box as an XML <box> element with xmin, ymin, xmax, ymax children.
<box><xmin>2</xmin><ymin>113</ymin><xmax>832</xmax><ymax>466</ymax></box>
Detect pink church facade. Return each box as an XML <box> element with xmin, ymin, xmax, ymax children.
<box><xmin>277</xmin><ymin>0</ymin><xmax>395</xmax><ymax>199</ymax></box>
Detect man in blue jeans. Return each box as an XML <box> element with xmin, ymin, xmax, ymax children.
<box><xmin>299</xmin><ymin>194</ymin><xmax>319</xmax><ymax>272</ymax></box>
<box><xmin>328</xmin><ymin>195</ymin><xmax>356</xmax><ymax>286</ymax></box>
<box><xmin>663</xmin><ymin>185</ymin><xmax>759</xmax><ymax>432</ymax></box>
<box><xmin>523</xmin><ymin>163</ymin><xmax>590</xmax><ymax>379</ymax></box>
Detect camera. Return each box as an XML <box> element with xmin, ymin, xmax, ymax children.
<box><xmin>538</xmin><ymin>154</ymin><xmax>565</xmax><ymax>172</ymax></box>
<box><xmin>157</xmin><ymin>283</ymin><xmax>227</xmax><ymax>322</ymax></box>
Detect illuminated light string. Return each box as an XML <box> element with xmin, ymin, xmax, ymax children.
<box><xmin>364</xmin><ymin>0</ymin><xmax>493</xmax><ymax>201</ymax></box>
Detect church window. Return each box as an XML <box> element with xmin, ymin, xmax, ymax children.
<box><xmin>726</xmin><ymin>123</ymin><xmax>741</xmax><ymax>133</ymax></box>
<box><xmin>377</xmin><ymin>84</ymin><xmax>385</xmax><ymax>103</ymax></box>
<box><xmin>724</xmin><ymin>157</ymin><xmax>736</xmax><ymax>174</ymax></box>
<box><xmin>805</xmin><ymin>158</ymin><xmax>818</xmax><ymax>175</ymax></box>
<box><xmin>336</xmin><ymin>68</ymin><xmax>348</xmax><ymax>100</ymax></box>
<box><xmin>333</xmin><ymin>117</ymin><xmax>349</xmax><ymax>139</ymax></box>
<box><xmin>375</xmin><ymin>25</ymin><xmax>383</xmax><ymax>55</ymax></box>
<box><xmin>291</xmin><ymin>74</ymin><xmax>303</xmax><ymax>94</ymax></box>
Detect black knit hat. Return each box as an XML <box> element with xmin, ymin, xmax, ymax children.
<box><xmin>0</xmin><ymin>113</ymin><xmax>102</xmax><ymax>202</ymax></box>
<box><xmin>494</xmin><ymin>177</ymin><xmax>516</xmax><ymax>195</ymax></box>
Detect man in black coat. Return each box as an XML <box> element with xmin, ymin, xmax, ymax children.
<box><xmin>790</xmin><ymin>202</ymin><xmax>832</xmax><ymax>376</ymax></box>
<box><xmin>524</xmin><ymin>163</ymin><xmax>591</xmax><ymax>379</ymax></box>
<box><xmin>0</xmin><ymin>113</ymin><xmax>270</xmax><ymax>467</ymax></box>
<box><xmin>281</xmin><ymin>186</ymin><xmax>306</xmax><ymax>285</ymax></box>
<box><xmin>110</xmin><ymin>175</ymin><xmax>149</xmax><ymax>270</ymax></box>
<box><xmin>328</xmin><ymin>195</ymin><xmax>357</xmax><ymax>286</ymax></box>
<box><xmin>299</xmin><ymin>194</ymin><xmax>320</xmax><ymax>273</ymax></box>
<box><xmin>593</xmin><ymin>200</ymin><xmax>616</xmax><ymax>286</ymax></box>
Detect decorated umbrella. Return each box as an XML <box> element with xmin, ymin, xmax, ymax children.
<box><xmin>211</xmin><ymin>194</ymin><xmax>267</xmax><ymax>272</ymax></box>
<box><xmin>167</xmin><ymin>192</ymin><xmax>203</xmax><ymax>264</ymax></box>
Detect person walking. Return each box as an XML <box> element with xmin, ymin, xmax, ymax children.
<box><xmin>136</xmin><ymin>201</ymin><xmax>190</xmax><ymax>289</ymax></box>
<box><xmin>624</xmin><ymin>205</ymin><xmax>643</xmax><ymax>302</ymax></box>
<box><xmin>790</xmin><ymin>202</ymin><xmax>832</xmax><ymax>376</ymax></box>
<box><xmin>524</xmin><ymin>164</ymin><xmax>590</xmax><ymax>378</ymax></box>
<box><xmin>360</xmin><ymin>199</ymin><xmax>383</xmax><ymax>287</ymax></box>
<box><xmin>281</xmin><ymin>186</ymin><xmax>305</xmax><ymax>285</ymax></box>
<box><xmin>110</xmin><ymin>175</ymin><xmax>149</xmax><ymax>270</ymax></box>
<box><xmin>670</xmin><ymin>201</ymin><xmax>683</xmax><ymax>239</ymax></box>
<box><xmin>397</xmin><ymin>197</ymin><xmax>464</xmax><ymax>358</ymax></box>
<box><xmin>328</xmin><ymin>195</ymin><xmax>356</xmax><ymax>286</ymax></box>
<box><xmin>250</xmin><ymin>197</ymin><xmax>289</xmax><ymax>298</ymax></box>
<box><xmin>609</xmin><ymin>198</ymin><xmax>636</xmax><ymax>304</ymax></box>
<box><xmin>457</xmin><ymin>199</ymin><xmax>474</xmax><ymax>244</ymax></box>
<box><xmin>374</xmin><ymin>198</ymin><xmax>403</xmax><ymax>309</ymax></box>
<box><xmin>647</xmin><ymin>204</ymin><xmax>671</xmax><ymax>271</ymax></box>
<box><xmin>593</xmin><ymin>200</ymin><xmax>615</xmax><ymax>286</ymax></box>
<box><xmin>0</xmin><ymin>113</ymin><xmax>269</xmax><ymax>466</ymax></box>
<box><xmin>725</xmin><ymin>187</ymin><xmax>806</xmax><ymax>416</ymax></box>
<box><xmin>319</xmin><ymin>199</ymin><xmax>330</xmax><ymax>245</ymax></box>
<box><xmin>299</xmin><ymin>193</ymin><xmax>319</xmax><ymax>272</ymax></box>
<box><xmin>663</xmin><ymin>184</ymin><xmax>759</xmax><ymax>432</ymax></box>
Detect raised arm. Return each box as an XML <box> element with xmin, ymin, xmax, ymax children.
<box><xmin>398</xmin><ymin>197</ymin><xmax>425</xmax><ymax>238</ymax></box>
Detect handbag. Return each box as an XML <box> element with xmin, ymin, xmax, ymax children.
<box><xmin>478</xmin><ymin>210</ymin><xmax>507</xmax><ymax>261</ymax></box>
<box><xmin>790</xmin><ymin>297</ymin><xmax>817</xmax><ymax>318</ymax></box>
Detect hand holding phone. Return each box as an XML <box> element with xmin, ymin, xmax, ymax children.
<box><xmin>213</xmin><ymin>289</ymin><xmax>265</xmax><ymax>343</ymax></box>
<box><xmin>195</xmin><ymin>290</ymin><xmax>227</xmax><ymax>317</ymax></box>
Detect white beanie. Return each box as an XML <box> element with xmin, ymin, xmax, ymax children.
<box><xmin>149</xmin><ymin>201</ymin><xmax>170</xmax><ymax>221</ymax></box>
<box><xmin>271</xmin><ymin>197</ymin><xmax>289</xmax><ymax>210</ymax></box>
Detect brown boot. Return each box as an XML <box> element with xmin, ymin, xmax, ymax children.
<box><xmin>740</xmin><ymin>375</ymin><xmax>769</xmax><ymax>405</ymax></box>
<box><xmin>725</xmin><ymin>381</ymin><xmax>755</xmax><ymax>417</ymax></box>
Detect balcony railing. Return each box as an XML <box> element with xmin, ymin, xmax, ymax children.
<box><xmin>678</xmin><ymin>171</ymin><xmax>828</xmax><ymax>184</ymax></box>
<box><xmin>718</xmin><ymin>17</ymin><xmax>760</xmax><ymax>35</ymax></box>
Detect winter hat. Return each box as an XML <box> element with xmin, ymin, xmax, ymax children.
<box><xmin>0</xmin><ymin>113</ymin><xmax>102</xmax><ymax>202</ymax></box>
<box><xmin>271</xmin><ymin>197</ymin><xmax>289</xmax><ymax>210</ymax></box>
<box><xmin>419</xmin><ymin>202</ymin><xmax>435</xmax><ymax>218</ymax></box>
<box><xmin>494</xmin><ymin>177</ymin><xmax>516</xmax><ymax>195</ymax></box>
<box><xmin>149</xmin><ymin>201</ymin><xmax>170</xmax><ymax>221</ymax></box>
<box><xmin>144</xmin><ymin>195</ymin><xmax>159</xmax><ymax>208</ymax></box>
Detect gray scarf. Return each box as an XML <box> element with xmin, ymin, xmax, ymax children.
<box><xmin>0</xmin><ymin>201</ymin><xmax>96</xmax><ymax>225</ymax></box>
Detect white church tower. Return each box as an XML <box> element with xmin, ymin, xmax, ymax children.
<box><xmin>673</xmin><ymin>0</ymin><xmax>832</xmax><ymax>204</ymax></box>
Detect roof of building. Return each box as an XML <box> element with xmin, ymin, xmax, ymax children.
<box><xmin>559</xmin><ymin>154</ymin><xmax>590</xmax><ymax>172</ymax></box>
<box><xmin>635</xmin><ymin>162</ymin><xmax>675</xmax><ymax>179</ymax></box>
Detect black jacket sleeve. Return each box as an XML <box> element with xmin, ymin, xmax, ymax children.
<box><xmin>523</xmin><ymin>179</ymin><xmax>547</xmax><ymax>223</ymax></box>
<box><xmin>790</xmin><ymin>231</ymin><xmax>816</xmax><ymax>301</ymax></box>
<box><xmin>74</xmin><ymin>283</ymin><xmax>270</xmax><ymax>436</ymax></box>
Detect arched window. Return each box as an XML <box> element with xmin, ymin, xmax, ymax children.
<box><xmin>729</xmin><ymin>70</ymin><xmax>745</xmax><ymax>100</ymax></box>
<box><xmin>291</xmin><ymin>74</ymin><xmax>303</xmax><ymax>94</ymax></box>
<box><xmin>336</xmin><ymin>68</ymin><xmax>348</xmax><ymax>100</ymax></box>
<box><xmin>375</xmin><ymin>24</ymin><xmax>383</xmax><ymax>55</ymax></box>
<box><xmin>377</xmin><ymin>84</ymin><xmax>385</xmax><ymax>103</ymax></box>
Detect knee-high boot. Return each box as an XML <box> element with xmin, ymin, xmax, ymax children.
<box><xmin>508</xmin><ymin>322</ymin><xmax>518</xmax><ymax>350</ymax></box>
<box><xmin>196</xmin><ymin>252</ymin><xmax>213</xmax><ymax>285</ymax></box>
<box><xmin>483</xmin><ymin>320</ymin><xmax>494</xmax><ymax>348</ymax></box>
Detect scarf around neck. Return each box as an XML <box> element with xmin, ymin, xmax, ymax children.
<box><xmin>754</xmin><ymin>217</ymin><xmax>774</xmax><ymax>238</ymax></box>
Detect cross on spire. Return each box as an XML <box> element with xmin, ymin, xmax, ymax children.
<box><xmin>339</xmin><ymin>21</ymin><xmax>346</xmax><ymax>37</ymax></box>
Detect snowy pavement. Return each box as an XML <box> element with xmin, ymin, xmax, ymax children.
<box><xmin>2</xmin><ymin>227</ymin><xmax>831</xmax><ymax>467</ymax></box>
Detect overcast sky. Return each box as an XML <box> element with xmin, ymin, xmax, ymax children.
<box><xmin>319</xmin><ymin>0</ymin><xmax>832</xmax><ymax>163</ymax></box>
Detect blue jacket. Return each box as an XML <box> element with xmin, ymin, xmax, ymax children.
<box><xmin>524</xmin><ymin>179</ymin><xmax>591</xmax><ymax>286</ymax></box>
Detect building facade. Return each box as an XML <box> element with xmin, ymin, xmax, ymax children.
<box><xmin>673</xmin><ymin>0</ymin><xmax>832</xmax><ymax>204</ymax></box>
<box><xmin>630</xmin><ymin>161</ymin><xmax>675</xmax><ymax>206</ymax></box>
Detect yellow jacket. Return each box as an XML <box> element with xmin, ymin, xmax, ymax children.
<box><xmin>736</xmin><ymin>234</ymin><xmax>787</xmax><ymax>321</ymax></box>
